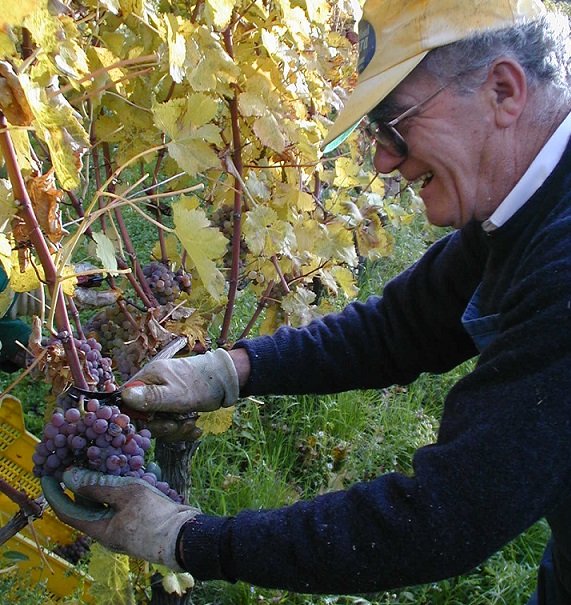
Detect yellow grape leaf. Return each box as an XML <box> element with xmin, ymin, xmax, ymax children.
<box><xmin>0</xmin><ymin>287</ymin><xmax>14</xmax><ymax>318</ymax></box>
<box><xmin>305</xmin><ymin>0</ymin><xmax>330</xmax><ymax>24</ymax></box>
<box><xmin>356</xmin><ymin>215</ymin><xmax>393</xmax><ymax>259</ymax></box>
<box><xmin>20</xmin><ymin>75</ymin><xmax>89</xmax><ymax>190</ymax></box>
<box><xmin>153</xmin><ymin>95</ymin><xmax>219</xmax><ymax>137</ymax></box>
<box><xmin>333</xmin><ymin>157</ymin><xmax>361</xmax><ymax>188</ymax></box>
<box><xmin>253</xmin><ymin>114</ymin><xmax>287</xmax><ymax>153</ymax></box>
<box><xmin>168</xmin><ymin>138</ymin><xmax>221</xmax><ymax>177</ymax></box>
<box><xmin>196</xmin><ymin>406</ymin><xmax>235</xmax><ymax>435</ymax></box>
<box><xmin>9</xmin><ymin>250</ymin><xmax>76</xmax><ymax>296</ymax></box>
<box><xmin>0</xmin><ymin>179</ymin><xmax>18</xmax><ymax>226</ymax></box>
<box><xmin>172</xmin><ymin>203</ymin><xmax>228</xmax><ymax>300</ymax></box>
<box><xmin>92</xmin><ymin>231</ymin><xmax>118</xmax><ymax>274</ymax></box>
<box><xmin>153</xmin><ymin>95</ymin><xmax>222</xmax><ymax>176</ymax></box>
<box><xmin>87</xmin><ymin>543</ymin><xmax>135</xmax><ymax>605</ymax></box>
<box><xmin>282</xmin><ymin>286</ymin><xmax>317</xmax><ymax>327</ymax></box>
<box><xmin>183</xmin><ymin>26</ymin><xmax>239</xmax><ymax>94</ymax></box>
<box><xmin>293</xmin><ymin>217</ymin><xmax>321</xmax><ymax>253</ymax></box>
<box><xmin>24</xmin><ymin>6</ymin><xmax>88</xmax><ymax>78</ymax></box>
<box><xmin>87</xmin><ymin>46</ymin><xmax>128</xmax><ymax>96</ymax></box>
<box><xmin>315</xmin><ymin>222</ymin><xmax>358</xmax><ymax>266</ymax></box>
<box><xmin>0</xmin><ymin>234</ymin><xmax>11</xmax><ymax>279</ymax></box>
<box><xmin>164</xmin><ymin>14</ymin><xmax>187</xmax><ymax>84</ymax></box>
<box><xmin>152</xmin><ymin>234</ymin><xmax>180</xmax><ymax>264</ymax></box>
<box><xmin>259</xmin><ymin>304</ymin><xmax>281</xmax><ymax>335</ymax></box>
<box><xmin>238</xmin><ymin>91</ymin><xmax>266</xmax><ymax>117</ymax></box>
<box><xmin>9</xmin><ymin>253</ymin><xmax>42</xmax><ymax>292</ymax></box>
<box><xmin>243</xmin><ymin>206</ymin><xmax>295</xmax><ymax>257</ymax></box>
<box><xmin>153</xmin><ymin>565</ymin><xmax>195</xmax><ymax>595</ymax></box>
<box><xmin>10</xmin><ymin>129</ymin><xmax>38</xmax><ymax>177</ymax></box>
<box><xmin>330</xmin><ymin>266</ymin><xmax>359</xmax><ymax>298</ymax></box>
<box><xmin>204</xmin><ymin>0</ymin><xmax>235</xmax><ymax>29</ymax></box>
<box><xmin>274</xmin><ymin>185</ymin><xmax>314</xmax><ymax>213</ymax></box>
<box><xmin>0</xmin><ymin>0</ymin><xmax>37</xmax><ymax>28</ymax></box>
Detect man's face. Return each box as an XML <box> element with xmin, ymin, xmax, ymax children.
<box><xmin>372</xmin><ymin>71</ymin><xmax>515</xmax><ymax>228</ymax></box>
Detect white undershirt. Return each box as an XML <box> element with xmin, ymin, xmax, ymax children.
<box><xmin>482</xmin><ymin>111</ymin><xmax>571</xmax><ymax>232</ymax></box>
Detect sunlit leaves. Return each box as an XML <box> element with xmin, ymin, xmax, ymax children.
<box><xmin>204</xmin><ymin>0</ymin><xmax>236</xmax><ymax>30</ymax></box>
<box><xmin>196</xmin><ymin>406</ymin><xmax>235</xmax><ymax>435</ymax></box>
<box><xmin>24</xmin><ymin>5</ymin><xmax>88</xmax><ymax>79</ymax></box>
<box><xmin>243</xmin><ymin>207</ymin><xmax>296</xmax><ymax>257</ymax></box>
<box><xmin>0</xmin><ymin>0</ymin><xmax>38</xmax><ymax>29</ymax></box>
<box><xmin>19</xmin><ymin>75</ymin><xmax>88</xmax><ymax>190</ymax></box>
<box><xmin>173</xmin><ymin>197</ymin><xmax>228</xmax><ymax>300</ymax></box>
<box><xmin>153</xmin><ymin>95</ymin><xmax>222</xmax><ymax>176</ymax></box>
<box><xmin>87</xmin><ymin>543</ymin><xmax>135</xmax><ymax>605</ymax></box>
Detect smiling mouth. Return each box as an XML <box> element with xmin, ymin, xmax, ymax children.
<box><xmin>420</xmin><ymin>172</ymin><xmax>434</xmax><ymax>189</ymax></box>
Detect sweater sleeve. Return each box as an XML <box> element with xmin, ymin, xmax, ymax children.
<box><xmin>235</xmin><ymin>222</ymin><xmax>485</xmax><ymax>396</ymax></box>
<box><xmin>178</xmin><ymin>222</ymin><xmax>571</xmax><ymax>593</ymax></box>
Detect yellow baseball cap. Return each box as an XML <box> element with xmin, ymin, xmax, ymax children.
<box><xmin>322</xmin><ymin>0</ymin><xmax>546</xmax><ymax>153</ymax></box>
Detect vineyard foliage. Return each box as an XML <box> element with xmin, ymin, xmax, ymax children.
<box><xmin>0</xmin><ymin>0</ymin><xmax>417</xmax><ymax>393</ymax></box>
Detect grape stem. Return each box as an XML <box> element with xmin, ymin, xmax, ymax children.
<box><xmin>0</xmin><ymin>112</ymin><xmax>89</xmax><ymax>389</ymax></box>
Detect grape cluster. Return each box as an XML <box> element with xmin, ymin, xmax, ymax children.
<box><xmin>33</xmin><ymin>392</ymin><xmax>184</xmax><ymax>503</ymax></box>
<box><xmin>142</xmin><ymin>262</ymin><xmax>192</xmax><ymax>305</ymax></box>
<box><xmin>53</xmin><ymin>535</ymin><xmax>91</xmax><ymax>564</ymax></box>
<box><xmin>49</xmin><ymin>333</ymin><xmax>115</xmax><ymax>391</ymax></box>
<box><xmin>85</xmin><ymin>307</ymin><xmax>140</xmax><ymax>381</ymax></box>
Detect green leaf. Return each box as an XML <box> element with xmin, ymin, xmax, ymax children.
<box><xmin>92</xmin><ymin>232</ymin><xmax>119</xmax><ymax>274</ymax></box>
<box><xmin>2</xmin><ymin>550</ymin><xmax>29</xmax><ymax>562</ymax></box>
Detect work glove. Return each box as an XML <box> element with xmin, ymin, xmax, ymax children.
<box><xmin>41</xmin><ymin>468</ymin><xmax>199</xmax><ymax>571</ymax></box>
<box><xmin>121</xmin><ymin>349</ymin><xmax>239</xmax><ymax>441</ymax></box>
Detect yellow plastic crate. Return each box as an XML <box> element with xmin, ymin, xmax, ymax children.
<box><xmin>0</xmin><ymin>394</ymin><xmax>92</xmax><ymax>601</ymax></box>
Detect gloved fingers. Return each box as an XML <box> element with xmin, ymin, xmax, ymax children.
<box><xmin>121</xmin><ymin>382</ymin><xmax>187</xmax><ymax>412</ymax></box>
<box><xmin>62</xmin><ymin>467</ymin><xmax>174</xmax><ymax>506</ymax></box>
<box><xmin>41</xmin><ymin>475</ymin><xmax>114</xmax><ymax>525</ymax></box>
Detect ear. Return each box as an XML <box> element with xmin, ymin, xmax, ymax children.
<box><xmin>485</xmin><ymin>58</ymin><xmax>527</xmax><ymax>128</ymax></box>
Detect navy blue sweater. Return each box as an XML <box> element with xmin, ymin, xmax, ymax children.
<box><xmin>179</xmin><ymin>141</ymin><xmax>571</xmax><ymax>597</ymax></box>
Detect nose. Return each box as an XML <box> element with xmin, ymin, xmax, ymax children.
<box><xmin>373</xmin><ymin>145</ymin><xmax>406</xmax><ymax>174</ymax></box>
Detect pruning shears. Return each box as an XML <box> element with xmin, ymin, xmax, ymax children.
<box><xmin>68</xmin><ymin>336</ymin><xmax>188</xmax><ymax>421</ymax></box>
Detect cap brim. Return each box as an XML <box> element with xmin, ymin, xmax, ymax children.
<box><xmin>322</xmin><ymin>52</ymin><xmax>429</xmax><ymax>153</ymax></box>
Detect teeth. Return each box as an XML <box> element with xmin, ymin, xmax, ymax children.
<box><xmin>421</xmin><ymin>172</ymin><xmax>434</xmax><ymax>187</ymax></box>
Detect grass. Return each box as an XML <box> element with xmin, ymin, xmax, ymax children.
<box><xmin>0</xmin><ymin>212</ymin><xmax>548</xmax><ymax>604</ymax></box>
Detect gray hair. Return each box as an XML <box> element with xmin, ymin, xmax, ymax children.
<box><xmin>420</xmin><ymin>11</ymin><xmax>571</xmax><ymax>113</ymax></box>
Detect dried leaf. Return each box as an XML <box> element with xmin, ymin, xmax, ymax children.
<box><xmin>24</xmin><ymin>169</ymin><xmax>65</xmax><ymax>244</ymax></box>
<box><xmin>0</xmin><ymin>61</ymin><xmax>33</xmax><ymax>126</ymax></box>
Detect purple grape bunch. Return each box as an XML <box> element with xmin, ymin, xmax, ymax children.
<box><xmin>53</xmin><ymin>535</ymin><xmax>91</xmax><ymax>564</ymax></box>
<box><xmin>48</xmin><ymin>333</ymin><xmax>115</xmax><ymax>391</ymax></box>
<box><xmin>142</xmin><ymin>261</ymin><xmax>192</xmax><ymax>305</ymax></box>
<box><xmin>33</xmin><ymin>391</ymin><xmax>184</xmax><ymax>503</ymax></box>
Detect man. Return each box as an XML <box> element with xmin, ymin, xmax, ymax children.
<box><xmin>43</xmin><ymin>0</ymin><xmax>571</xmax><ymax>603</ymax></box>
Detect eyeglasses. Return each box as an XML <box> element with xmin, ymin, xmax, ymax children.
<box><xmin>364</xmin><ymin>82</ymin><xmax>450</xmax><ymax>157</ymax></box>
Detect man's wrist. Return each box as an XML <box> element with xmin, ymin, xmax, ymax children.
<box><xmin>228</xmin><ymin>348</ymin><xmax>251</xmax><ymax>390</ymax></box>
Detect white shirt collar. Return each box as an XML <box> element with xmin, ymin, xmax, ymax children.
<box><xmin>482</xmin><ymin>111</ymin><xmax>571</xmax><ymax>232</ymax></box>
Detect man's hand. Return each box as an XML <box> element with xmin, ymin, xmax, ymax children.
<box><xmin>122</xmin><ymin>349</ymin><xmax>240</xmax><ymax>414</ymax></box>
<box><xmin>41</xmin><ymin>468</ymin><xmax>199</xmax><ymax>570</ymax></box>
